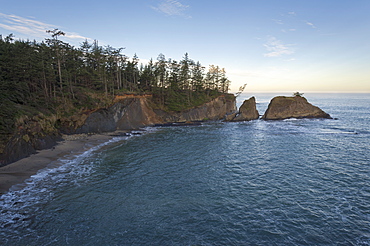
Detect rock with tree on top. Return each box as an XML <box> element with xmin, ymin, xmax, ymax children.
<box><xmin>261</xmin><ymin>93</ymin><xmax>332</xmax><ymax>120</ymax></box>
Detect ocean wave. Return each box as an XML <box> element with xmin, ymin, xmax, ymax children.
<box><xmin>0</xmin><ymin>134</ymin><xmax>138</xmax><ymax>234</ymax></box>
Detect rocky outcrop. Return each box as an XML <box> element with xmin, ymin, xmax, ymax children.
<box><xmin>227</xmin><ymin>96</ymin><xmax>259</xmax><ymax>121</ymax></box>
<box><xmin>155</xmin><ymin>94</ymin><xmax>236</xmax><ymax>123</ymax></box>
<box><xmin>71</xmin><ymin>95</ymin><xmax>236</xmax><ymax>133</ymax></box>
<box><xmin>58</xmin><ymin>94</ymin><xmax>236</xmax><ymax>134</ymax></box>
<box><xmin>71</xmin><ymin>96</ymin><xmax>163</xmax><ymax>133</ymax></box>
<box><xmin>0</xmin><ymin>94</ymin><xmax>236</xmax><ymax>166</ymax></box>
<box><xmin>0</xmin><ymin>115</ymin><xmax>61</xmax><ymax>166</ymax></box>
<box><xmin>116</xmin><ymin>96</ymin><xmax>164</xmax><ymax>129</ymax></box>
<box><xmin>261</xmin><ymin>96</ymin><xmax>332</xmax><ymax>120</ymax></box>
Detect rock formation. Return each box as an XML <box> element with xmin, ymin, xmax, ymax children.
<box><xmin>72</xmin><ymin>96</ymin><xmax>163</xmax><ymax>133</ymax></box>
<box><xmin>156</xmin><ymin>95</ymin><xmax>236</xmax><ymax>123</ymax></box>
<box><xmin>0</xmin><ymin>94</ymin><xmax>236</xmax><ymax>166</ymax></box>
<box><xmin>0</xmin><ymin>115</ymin><xmax>61</xmax><ymax>166</ymax></box>
<box><xmin>72</xmin><ymin>94</ymin><xmax>236</xmax><ymax>133</ymax></box>
<box><xmin>261</xmin><ymin>96</ymin><xmax>332</xmax><ymax>120</ymax></box>
<box><xmin>226</xmin><ymin>96</ymin><xmax>259</xmax><ymax>121</ymax></box>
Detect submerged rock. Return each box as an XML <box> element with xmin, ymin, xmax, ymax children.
<box><xmin>227</xmin><ymin>96</ymin><xmax>259</xmax><ymax>121</ymax></box>
<box><xmin>261</xmin><ymin>96</ymin><xmax>332</xmax><ymax>120</ymax></box>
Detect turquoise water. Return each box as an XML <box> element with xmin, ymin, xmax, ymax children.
<box><xmin>1</xmin><ymin>93</ymin><xmax>370</xmax><ymax>245</ymax></box>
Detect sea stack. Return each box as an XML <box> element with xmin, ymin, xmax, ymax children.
<box><xmin>227</xmin><ymin>96</ymin><xmax>259</xmax><ymax>121</ymax></box>
<box><xmin>261</xmin><ymin>95</ymin><xmax>332</xmax><ymax>120</ymax></box>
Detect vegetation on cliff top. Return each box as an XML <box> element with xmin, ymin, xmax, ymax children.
<box><xmin>0</xmin><ymin>31</ymin><xmax>232</xmax><ymax>151</ymax></box>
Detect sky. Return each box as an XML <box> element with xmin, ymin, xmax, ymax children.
<box><xmin>1</xmin><ymin>0</ymin><xmax>369</xmax><ymax>93</ymax></box>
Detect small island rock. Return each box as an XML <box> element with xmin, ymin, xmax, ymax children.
<box><xmin>228</xmin><ymin>96</ymin><xmax>259</xmax><ymax>121</ymax></box>
<box><xmin>261</xmin><ymin>96</ymin><xmax>332</xmax><ymax>120</ymax></box>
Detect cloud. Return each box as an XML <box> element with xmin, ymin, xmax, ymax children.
<box><xmin>137</xmin><ymin>58</ymin><xmax>152</xmax><ymax>66</ymax></box>
<box><xmin>272</xmin><ymin>19</ymin><xmax>284</xmax><ymax>25</ymax></box>
<box><xmin>64</xmin><ymin>33</ymin><xmax>93</xmax><ymax>42</ymax></box>
<box><xmin>0</xmin><ymin>13</ymin><xmax>52</xmax><ymax>37</ymax></box>
<box><xmin>228</xmin><ymin>66</ymin><xmax>292</xmax><ymax>83</ymax></box>
<box><xmin>0</xmin><ymin>13</ymin><xmax>92</xmax><ymax>42</ymax></box>
<box><xmin>281</xmin><ymin>28</ymin><xmax>296</xmax><ymax>33</ymax></box>
<box><xmin>152</xmin><ymin>0</ymin><xmax>191</xmax><ymax>18</ymax></box>
<box><xmin>305</xmin><ymin>21</ymin><xmax>316</xmax><ymax>28</ymax></box>
<box><xmin>263</xmin><ymin>36</ymin><xmax>295</xmax><ymax>57</ymax></box>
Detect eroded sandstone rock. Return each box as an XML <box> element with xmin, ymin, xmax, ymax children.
<box><xmin>261</xmin><ymin>96</ymin><xmax>331</xmax><ymax>120</ymax></box>
<box><xmin>226</xmin><ymin>96</ymin><xmax>259</xmax><ymax>121</ymax></box>
<box><xmin>234</xmin><ymin>97</ymin><xmax>259</xmax><ymax>121</ymax></box>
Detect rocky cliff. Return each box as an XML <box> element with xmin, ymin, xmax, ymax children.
<box><xmin>226</xmin><ymin>96</ymin><xmax>259</xmax><ymax>121</ymax></box>
<box><xmin>0</xmin><ymin>94</ymin><xmax>236</xmax><ymax>166</ymax></box>
<box><xmin>261</xmin><ymin>96</ymin><xmax>332</xmax><ymax>120</ymax></box>
<box><xmin>0</xmin><ymin>115</ymin><xmax>61</xmax><ymax>166</ymax></box>
<box><xmin>65</xmin><ymin>94</ymin><xmax>236</xmax><ymax>133</ymax></box>
<box><xmin>62</xmin><ymin>95</ymin><xmax>164</xmax><ymax>133</ymax></box>
<box><xmin>155</xmin><ymin>94</ymin><xmax>236</xmax><ymax>123</ymax></box>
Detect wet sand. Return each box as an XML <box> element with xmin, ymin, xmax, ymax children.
<box><xmin>0</xmin><ymin>133</ymin><xmax>123</xmax><ymax>195</ymax></box>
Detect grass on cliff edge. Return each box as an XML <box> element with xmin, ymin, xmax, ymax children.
<box><xmin>0</xmin><ymin>87</ymin><xmax>114</xmax><ymax>154</ymax></box>
<box><xmin>151</xmin><ymin>88</ymin><xmax>224</xmax><ymax>112</ymax></box>
<box><xmin>0</xmin><ymin>87</ymin><xmax>232</xmax><ymax>154</ymax></box>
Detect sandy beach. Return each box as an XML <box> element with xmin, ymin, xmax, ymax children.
<box><xmin>0</xmin><ymin>132</ymin><xmax>127</xmax><ymax>195</ymax></box>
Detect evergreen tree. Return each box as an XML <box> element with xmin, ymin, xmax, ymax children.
<box><xmin>191</xmin><ymin>61</ymin><xmax>205</xmax><ymax>92</ymax></box>
<box><xmin>46</xmin><ymin>29</ymin><xmax>66</xmax><ymax>94</ymax></box>
<box><xmin>154</xmin><ymin>53</ymin><xmax>167</xmax><ymax>106</ymax></box>
<box><xmin>218</xmin><ymin>68</ymin><xmax>230</xmax><ymax>93</ymax></box>
<box><xmin>139</xmin><ymin>58</ymin><xmax>155</xmax><ymax>92</ymax></box>
<box><xmin>0</xmin><ymin>33</ymin><xmax>232</xmax><ymax>121</ymax></box>
<box><xmin>168</xmin><ymin>59</ymin><xmax>180</xmax><ymax>90</ymax></box>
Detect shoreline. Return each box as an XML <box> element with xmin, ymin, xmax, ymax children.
<box><xmin>0</xmin><ymin>131</ymin><xmax>130</xmax><ymax>195</ymax></box>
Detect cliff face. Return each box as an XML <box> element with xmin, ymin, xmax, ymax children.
<box><xmin>227</xmin><ymin>96</ymin><xmax>259</xmax><ymax>121</ymax></box>
<box><xmin>72</xmin><ymin>94</ymin><xmax>236</xmax><ymax>133</ymax></box>
<box><xmin>71</xmin><ymin>96</ymin><xmax>163</xmax><ymax>133</ymax></box>
<box><xmin>116</xmin><ymin>96</ymin><xmax>164</xmax><ymax>129</ymax></box>
<box><xmin>0</xmin><ymin>115</ymin><xmax>61</xmax><ymax>166</ymax></box>
<box><xmin>262</xmin><ymin>96</ymin><xmax>332</xmax><ymax>120</ymax></box>
<box><xmin>0</xmin><ymin>94</ymin><xmax>236</xmax><ymax>166</ymax></box>
<box><xmin>156</xmin><ymin>95</ymin><xmax>236</xmax><ymax>123</ymax></box>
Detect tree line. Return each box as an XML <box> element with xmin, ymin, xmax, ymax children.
<box><xmin>0</xmin><ymin>30</ymin><xmax>231</xmax><ymax>110</ymax></box>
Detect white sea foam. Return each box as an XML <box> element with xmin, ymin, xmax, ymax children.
<box><xmin>0</xmin><ymin>127</ymin><xmax>161</xmax><ymax>230</ymax></box>
<box><xmin>1</xmin><ymin>94</ymin><xmax>369</xmax><ymax>245</ymax></box>
<box><xmin>0</xmin><ymin>134</ymin><xmax>137</xmax><ymax>229</ymax></box>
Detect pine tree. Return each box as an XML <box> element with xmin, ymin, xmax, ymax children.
<box><xmin>154</xmin><ymin>53</ymin><xmax>167</xmax><ymax>106</ymax></box>
<box><xmin>191</xmin><ymin>61</ymin><xmax>205</xmax><ymax>92</ymax></box>
<box><xmin>46</xmin><ymin>29</ymin><xmax>66</xmax><ymax>94</ymax></box>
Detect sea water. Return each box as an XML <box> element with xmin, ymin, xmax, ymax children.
<box><xmin>1</xmin><ymin>93</ymin><xmax>369</xmax><ymax>245</ymax></box>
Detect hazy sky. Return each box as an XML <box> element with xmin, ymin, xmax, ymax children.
<box><xmin>1</xmin><ymin>0</ymin><xmax>369</xmax><ymax>92</ymax></box>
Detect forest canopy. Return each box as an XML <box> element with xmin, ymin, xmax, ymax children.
<box><xmin>0</xmin><ymin>30</ymin><xmax>231</xmax><ymax>104</ymax></box>
<box><xmin>0</xmin><ymin>31</ymin><xmax>232</xmax><ymax>144</ymax></box>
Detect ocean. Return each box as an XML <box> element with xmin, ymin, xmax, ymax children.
<box><xmin>1</xmin><ymin>93</ymin><xmax>369</xmax><ymax>245</ymax></box>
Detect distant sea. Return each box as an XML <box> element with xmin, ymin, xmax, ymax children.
<box><xmin>1</xmin><ymin>93</ymin><xmax>370</xmax><ymax>245</ymax></box>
